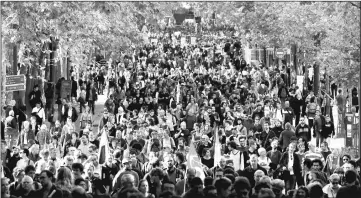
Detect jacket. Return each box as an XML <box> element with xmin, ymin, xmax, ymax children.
<box><xmin>238</xmin><ymin>165</ymin><xmax>267</xmax><ymax>187</ymax></box>
<box><xmin>295</xmin><ymin>124</ymin><xmax>311</xmax><ymax>142</ymax></box>
<box><xmin>279</xmin><ymin>130</ymin><xmax>296</xmax><ymax>150</ymax></box>
<box><xmin>86</xmin><ymin>87</ymin><xmax>98</xmax><ymax>101</ymax></box>
<box><xmin>278</xmin><ymin>152</ymin><xmax>304</xmax><ymax>186</ymax></box>
<box><xmin>63</xmin><ymin>107</ymin><xmax>78</xmax><ymax>123</ymax></box>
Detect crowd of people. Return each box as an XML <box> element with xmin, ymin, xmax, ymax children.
<box><xmin>1</xmin><ymin>29</ymin><xmax>361</xmax><ymax>198</ymax></box>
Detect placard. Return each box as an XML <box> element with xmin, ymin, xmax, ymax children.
<box><xmin>60</xmin><ymin>80</ymin><xmax>72</xmax><ymax>99</ymax></box>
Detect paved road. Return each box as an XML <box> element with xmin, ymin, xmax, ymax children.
<box><xmin>74</xmin><ymin>92</ymin><xmax>108</xmax><ymax>134</ymax></box>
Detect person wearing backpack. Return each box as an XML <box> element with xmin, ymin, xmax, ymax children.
<box><xmin>314</xmin><ymin>110</ymin><xmax>326</xmax><ymax>147</ymax></box>
<box><xmin>278</xmin><ymin>83</ymin><xmax>289</xmax><ymax>108</ymax></box>
<box><xmin>306</xmin><ymin>97</ymin><xmax>318</xmax><ymax>130</ymax></box>
<box><xmin>5</xmin><ymin>110</ymin><xmax>18</xmax><ymax>148</ymax></box>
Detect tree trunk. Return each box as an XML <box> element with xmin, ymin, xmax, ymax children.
<box><xmin>313</xmin><ymin>62</ymin><xmax>320</xmax><ymax>95</ymax></box>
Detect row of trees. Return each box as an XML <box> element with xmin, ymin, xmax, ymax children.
<box><xmin>1</xmin><ymin>2</ymin><xmax>180</xmax><ymax>78</ymax></box>
<box><xmin>1</xmin><ymin>2</ymin><xmax>360</xmax><ymax>86</ymax></box>
<box><xmin>189</xmin><ymin>2</ymin><xmax>360</xmax><ymax>87</ymax></box>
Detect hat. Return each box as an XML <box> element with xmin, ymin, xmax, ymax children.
<box><xmin>122</xmin><ymin>158</ymin><xmax>130</xmax><ymax>164</ymax></box>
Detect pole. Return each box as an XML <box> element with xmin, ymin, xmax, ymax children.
<box><xmin>359</xmin><ymin>5</ymin><xmax>361</xmax><ymax>157</ymax></box>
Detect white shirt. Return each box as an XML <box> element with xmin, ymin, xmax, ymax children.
<box><xmin>230</xmin><ymin>150</ymin><xmax>240</xmax><ymax>171</ymax></box>
<box><xmin>32</xmin><ymin>107</ymin><xmax>45</xmax><ymax>120</ymax></box>
<box><xmin>288</xmin><ymin>153</ymin><xmax>294</xmax><ymax>175</ymax></box>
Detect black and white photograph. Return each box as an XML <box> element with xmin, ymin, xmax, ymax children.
<box><xmin>1</xmin><ymin>1</ymin><xmax>361</xmax><ymax>198</ymax></box>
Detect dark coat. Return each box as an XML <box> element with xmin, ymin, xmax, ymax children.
<box><xmin>239</xmin><ymin>165</ymin><xmax>267</xmax><ymax>187</ymax></box>
<box><xmin>278</xmin><ymin>152</ymin><xmax>304</xmax><ymax>186</ymax></box>
<box><xmin>63</xmin><ymin>107</ymin><xmax>78</xmax><ymax>123</ymax></box>
<box><xmin>34</xmin><ymin>184</ymin><xmax>63</xmax><ymax>198</ymax></box>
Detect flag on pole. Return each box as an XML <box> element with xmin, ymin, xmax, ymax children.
<box><xmin>186</xmin><ymin>139</ymin><xmax>205</xmax><ymax>180</ymax></box>
<box><xmin>98</xmin><ymin>130</ymin><xmax>111</xmax><ymax>165</ymax></box>
<box><xmin>176</xmin><ymin>82</ymin><xmax>181</xmax><ymax>104</ymax></box>
<box><xmin>184</xmin><ymin>139</ymin><xmax>205</xmax><ymax>193</ymax></box>
<box><xmin>214</xmin><ymin>126</ymin><xmax>222</xmax><ymax>167</ymax></box>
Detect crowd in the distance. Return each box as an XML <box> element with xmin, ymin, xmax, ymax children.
<box><xmin>1</xmin><ymin>30</ymin><xmax>361</xmax><ymax>198</ymax></box>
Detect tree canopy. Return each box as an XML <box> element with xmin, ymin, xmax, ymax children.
<box><xmin>1</xmin><ymin>2</ymin><xmax>360</xmax><ymax>86</ymax></box>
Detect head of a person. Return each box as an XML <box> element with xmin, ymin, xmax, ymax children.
<box><xmin>288</xmin><ymin>142</ymin><xmax>297</xmax><ymax>153</ymax></box>
<box><xmin>254</xmin><ymin>170</ymin><xmax>265</xmax><ymax>185</ymax></box>
<box><xmin>255</xmin><ymin>183</ymin><xmax>272</xmax><ymax>197</ymax></box>
<box><xmin>271</xmin><ymin>179</ymin><xmax>284</xmax><ymax>198</ymax></box>
<box><xmin>234</xmin><ymin>177</ymin><xmax>251</xmax><ymax>198</ymax></box>
<box><xmin>24</xmin><ymin>165</ymin><xmax>36</xmax><ymax>179</ymax></box>
<box><xmin>71</xmin><ymin>186</ymin><xmax>87</xmax><ymax>198</ymax></box>
<box><xmin>320</xmin><ymin>141</ymin><xmax>329</xmax><ymax>152</ymax></box>
<box><xmin>29</xmin><ymin>144</ymin><xmax>40</xmax><ymax>154</ymax></box>
<box><xmin>56</xmin><ymin>167</ymin><xmax>74</xmax><ymax>188</ymax></box>
<box><xmin>39</xmin><ymin>170</ymin><xmax>54</xmax><ymax>187</ymax></box>
<box><xmin>343</xmin><ymin>161</ymin><xmax>356</xmax><ymax>173</ymax></box>
<box><xmin>257</xmin><ymin>188</ymin><xmax>275</xmax><ymax>198</ymax></box>
<box><xmin>293</xmin><ymin>186</ymin><xmax>309</xmax><ymax>198</ymax></box>
<box><xmin>307</xmin><ymin>183</ymin><xmax>323</xmax><ymax>198</ymax></box>
<box><xmin>186</xmin><ymin>168</ymin><xmax>197</xmax><ymax>184</ymax></box>
<box><xmin>263</xmin><ymin>122</ymin><xmax>270</xmax><ymax>130</ymax></box>
<box><xmin>13</xmin><ymin>167</ymin><xmax>25</xmax><ymax>182</ymax></box>
<box><xmin>72</xmin><ymin>163</ymin><xmax>84</xmax><ymax>179</ymax></box>
<box><xmin>214</xmin><ymin>177</ymin><xmax>232</xmax><ymax>198</ymax></box>
<box><xmin>219</xmin><ymin>157</ymin><xmax>227</xmax><ymax>168</ymax></box>
<box><xmin>150</xmin><ymin>167</ymin><xmax>165</xmax><ymax>184</ymax></box>
<box><xmin>328</xmin><ymin>173</ymin><xmax>340</xmax><ymax>188</ymax></box>
<box><xmin>74</xmin><ymin>178</ymin><xmax>88</xmax><ymax>190</ymax></box>
<box><xmin>138</xmin><ymin>179</ymin><xmax>149</xmax><ymax>194</ymax></box>
<box><xmin>285</xmin><ymin>101</ymin><xmax>290</xmax><ymax>108</ymax></box>
<box><xmin>21</xmin><ymin>175</ymin><xmax>34</xmax><ymax>191</ymax></box>
<box><xmin>20</xmin><ymin>148</ymin><xmax>30</xmax><ymax>159</ymax></box>
<box><xmin>250</xmin><ymin>154</ymin><xmax>258</xmax><ymax>168</ymax></box>
<box><xmin>312</xmin><ymin>159</ymin><xmax>323</xmax><ymax>171</ymax></box>
<box><xmin>344</xmin><ymin>169</ymin><xmax>357</xmax><ymax>185</ymax></box>
<box><xmin>203</xmin><ymin>185</ymin><xmax>217</xmax><ymax>197</ymax></box>
<box><xmin>258</xmin><ymin>147</ymin><xmax>267</xmax><ymax>157</ymax></box>
<box><xmin>162</xmin><ymin>181</ymin><xmax>175</xmax><ymax>194</ymax></box>
<box><xmin>1</xmin><ymin>177</ymin><xmax>9</xmax><ymax>195</ymax></box>
<box><xmin>228</xmin><ymin>141</ymin><xmax>237</xmax><ymax>151</ymax></box>
<box><xmin>342</xmin><ymin>154</ymin><xmax>351</xmax><ymax>163</ymax></box>
<box><xmin>120</xmin><ymin>174</ymin><xmax>136</xmax><ymax>189</ymax></box>
<box><xmin>189</xmin><ymin>177</ymin><xmax>203</xmax><ymax>194</ymax></box>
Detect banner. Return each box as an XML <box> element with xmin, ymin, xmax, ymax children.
<box><xmin>296</xmin><ymin>76</ymin><xmax>304</xmax><ymax>91</ymax></box>
<box><xmin>181</xmin><ymin>37</ymin><xmax>187</xmax><ymax>47</ymax></box>
<box><xmin>186</xmin><ymin>140</ymin><xmax>205</xmax><ymax>180</ymax></box>
<box><xmin>98</xmin><ymin>130</ymin><xmax>110</xmax><ymax>165</ymax></box>
<box><xmin>191</xmin><ymin>37</ymin><xmax>197</xmax><ymax>45</ymax></box>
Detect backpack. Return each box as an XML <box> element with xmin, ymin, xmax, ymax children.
<box><xmin>280</xmin><ymin>88</ymin><xmax>287</xmax><ymax>98</ymax></box>
<box><xmin>320</xmin><ymin>115</ymin><xmax>326</xmax><ymax>128</ymax></box>
<box><xmin>308</xmin><ymin>103</ymin><xmax>317</xmax><ymax>114</ymax></box>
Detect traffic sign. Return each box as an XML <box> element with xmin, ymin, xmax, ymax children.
<box><xmin>276</xmin><ymin>49</ymin><xmax>284</xmax><ymax>58</ymax></box>
<box><xmin>5</xmin><ymin>84</ymin><xmax>25</xmax><ymax>92</ymax></box>
<box><xmin>5</xmin><ymin>75</ymin><xmax>26</xmax><ymax>92</ymax></box>
<box><xmin>5</xmin><ymin>75</ymin><xmax>25</xmax><ymax>86</ymax></box>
